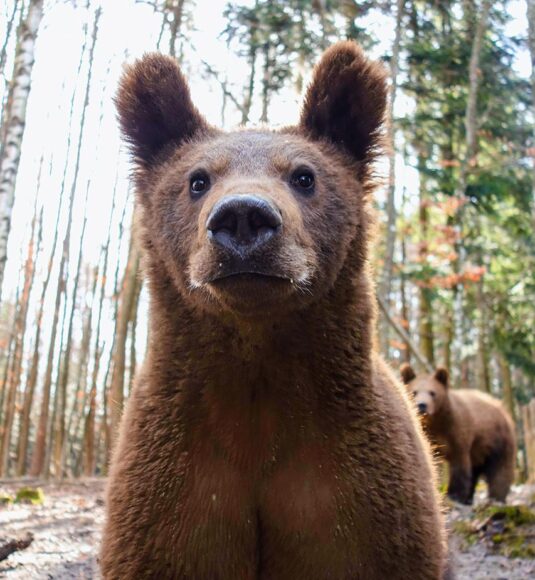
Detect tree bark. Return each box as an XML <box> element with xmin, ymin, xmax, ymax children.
<box><xmin>379</xmin><ymin>0</ymin><xmax>405</xmax><ymax>309</ymax></box>
<box><xmin>0</xmin><ymin>0</ymin><xmax>22</xmax><ymax>80</ymax></box>
<box><xmin>498</xmin><ymin>352</ymin><xmax>516</xmax><ymax>424</ymax></box>
<box><xmin>29</xmin><ymin>9</ymin><xmax>100</xmax><ymax>476</ymax></box>
<box><xmin>0</xmin><ymin>182</ymin><xmax>41</xmax><ymax>475</ymax></box>
<box><xmin>109</xmin><ymin>233</ymin><xmax>140</xmax><ymax>448</ymax></box>
<box><xmin>52</xmin><ymin>183</ymin><xmax>90</xmax><ymax>476</ymax></box>
<box><xmin>475</xmin><ymin>275</ymin><xmax>490</xmax><ymax>393</ymax></box>
<box><xmin>527</xmin><ymin>0</ymin><xmax>535</xmax><ymax>225</ymax></box>
<box><xmin>452</xmin><ymin>0</ymin><xmax>492</xmax><ymax>376</ymax></box>
<box><xmin>377</xmin><ymin>295</ymin><xmax>433</xmax><ymax>373</ymax></box>
<box><xmin>168</xmin><ymin>0</ymin><xmax>186</xmax><ymax>58</ymax></box>
<box><xmin>0</xmin><ymin>0</ymin><xmax>44</xmax><ymax>300</ymax></box>
<box><xmin>418</xmin><ymin>195</ymin><xmax>435</xmax><ymax>365</ymax></box>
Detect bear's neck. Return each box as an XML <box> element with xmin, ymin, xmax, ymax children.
<box><xmin>143</xmin><ymin>245</ymin><xmax>375</xmax><ymax>430</ymax></box>
<box><xmin>426</xmin><ymin>396</ymin><xmax>453</xmax><ymax>435</ymax></box>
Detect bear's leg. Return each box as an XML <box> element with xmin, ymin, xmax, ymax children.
<box><xmin>485</xmin><ymin>447</ymin><xmax>515</xmax><ymax>503</ymax></box>
<box><xmin>467</xmin><ymin>465</ymin><xmax>484</xmax><ymax>504</ymax></box>
<box><xmin>447</xmin><ymin>454</ymin><xmax>472</xmax><ymax>505</ymax></box>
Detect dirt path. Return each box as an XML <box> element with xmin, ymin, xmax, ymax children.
<box><xmin>0</xmin><ymin>479</ymin><xmax>104</xmax><ymax>579</ymax></box>
<box><xmin>0</xmin><ymin>479</ymin><xmax>534</xmax><ymax>579</ymax></box>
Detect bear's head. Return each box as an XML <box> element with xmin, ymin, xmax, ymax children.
<box><xmin>116</xmin><ymin>42</ymin><xmax>387</xmax><ymax>318</ymax></box>
<box><xmin>400</xmin><ymin>365</ymin><xmax>450</xmax><ymax>417</ymax></box>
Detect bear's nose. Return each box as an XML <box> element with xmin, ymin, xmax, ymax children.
<box><xmin>417</xmin><ymin>402</ymin><xmax>428</xmax><ymax>415</ymax></box>
<box><xmin>206</xmin><ymin>195</ymin><xmax>282</xmax><ymax>255</ymax></box>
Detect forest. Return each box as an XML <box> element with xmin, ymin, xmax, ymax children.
<box><xmin>0</xmin><ymin>0</ymin><xmax>533</xmax><ymax>483</ymax></box>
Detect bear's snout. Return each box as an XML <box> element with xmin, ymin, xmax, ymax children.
<box><xmin>417</xmin><ymin>402</ymin><xmax>428</xmax><ymax>415</ymax></box>
<box><xmin>207</xmin><ymin>194</ymin><xmax>282</xmax><ymax>257</ymax></box>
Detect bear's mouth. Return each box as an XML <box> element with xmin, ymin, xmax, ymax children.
<box><xmin>205</xmin><ymin>257</ymin><xmax>293</xmax><ymax>285</ymax></box>
<box><xmin>208</xmin><ymin>270</ymin><xmax>292</xmax><ymax>284</ymax></box>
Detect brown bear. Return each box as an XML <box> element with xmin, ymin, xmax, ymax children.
<box><xmin>101</xmin><ymin>42</ymin><xmax>450</xmax><ymax>579</ymax></box>
<box><xmin>401</xmin><ymin>364</ymin><xmax>516</xmax><ymax>505</ymax></box>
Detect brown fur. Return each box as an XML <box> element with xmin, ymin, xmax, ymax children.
<box><xmin>101</xmin><ymin>42</ymin><xmax>449</xmax><ymax>579</ymax></box>
<box><xmin>401</xmin><ymin>365</ymin><xmax>516</xmax><ymax>505</ymax></box>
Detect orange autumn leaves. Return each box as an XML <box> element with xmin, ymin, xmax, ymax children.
<box><xmin>398</xmin><ymin>195</ymin><xmax>485</xmax><ymax>290</ymax></box>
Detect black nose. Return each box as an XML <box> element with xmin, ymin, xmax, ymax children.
<box><xmin>417</xmin><ymin>402</ymin><xmax>428</xmax><ymax>415</ymax></box>
<box><xmin>207</xmin><ymin>195</ymin><xmax>282</xmax><ymax>255</ymax></box>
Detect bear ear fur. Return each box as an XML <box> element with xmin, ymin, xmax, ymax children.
<box><xmin>434</xmin><ymin>367</ymin><xmax>449</xmax><ymax>388</ymax></box>
<box><xmin>299</xmin><ymin>41</ymin><xmax>388</xmax><ymax>171</ymax></box>
<box><xmin>116</xmin><ymin>53</ymin><xmax>209</xmax><ymax>168</ymax></box>
<box><xmin>400</xmin><ymin>364</ymin><xmax>416</xmax><ymax>385</ymax></box>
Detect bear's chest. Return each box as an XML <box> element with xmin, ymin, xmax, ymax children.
<box><xmin>174</xmin><ymin>441</ymin><xmax>353</xmax><ymax>578</ymax></box>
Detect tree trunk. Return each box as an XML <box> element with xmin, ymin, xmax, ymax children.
<box><xmin>399</xmin><ymin>221</ymin><xmax>411</xmax><ymax>364</ymax></box>
<box><xmin>128</xmin><ymin>275</ymin><xmax>142</xmax><ymax>396</ymax></box>
<box><xmin>418</xmin><ymin>195</ymin><xmax>435</xmax><ymax>365</ymax></box>
<box><xmin>241</xmin><ymin>23</ymin><xmax>258</xmax><ymax>125</ymax></box>
<box><xmin>527</xmin><ymin>0</ymin><xmax>535</xmax><ymax>225</ymax></box>
<box><xmin>379</xmin><ymin>0</ymin><xmax>405</xmax><ymax>309</ymax></box>
<box><xmin>499</xmin><ymin>352</ymin><xmax>516</xmax><ymax>424</ymax></box>
<box><xmin>475</xmin><ymin>275</ymin><xmax>490</xmax><ymax>393</ymax></box>
<box><xmin>29</xmin><ymin>250</ymin><xmax>66</xmax><ymax>476</ymax></box>
<box><xmin>30</xmin><ymin>9</ymin><xmax>99</xmax><ymax>477</ymax></box>
<box><xmin>452</xmin><ymin>0</ymin><xmax>492</xmax><ymax>377</ymax></box>
<box><xmin>0</xmin><ymin>0</ymin><xmax>44</xmax><ymax>299</ymax></box>
<box><xmin>260</xmin><ymin>42</ymin><xmax>271</xmax><ymax>123</ymax></box>
<box><xmin>109</xmin><ymin>233</ymin><xmax>140</xmax><ymax>448</ymax></box>
<box><xmin>64</xmin><ymin>265</ymin><xmax>97</xmax><ymax>475</ymax></box>
<box><xmin>0</xmin><ymin>185</ymin><xmax>41</xmax><ymax>475</ymax></box>
<box><xmin>80</xmin><ymin>174</ymin><xmax>120</xmax><ymax>476</ymax></box>
<box><xmin>0</xmin><ymin>0</ymin><xmax>22</xmax><ymax>80</ymax></box>
<box><xmin>52</xmin><ymin>183</ymin><xmax>90</xmax><ymax>476</ymax></box>
<box><xmin>168</xmin><ymin>0</ymin><xmax>186</xmax><ymax>58</ymax></box>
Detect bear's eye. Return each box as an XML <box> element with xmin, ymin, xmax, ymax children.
<box><xmin>189</xmin><ymin>171</ymin><xmax>210</xmax><ymax>198</ymax></box>
<box><xmin>429</xmin><ymin>391</ymin><xmax>436</xmax><ymax>399</ymax></box>
<box><xmin>290</xmin><ymin>168</ymin><xmax>315</xmax><ymax>194</ymax></box>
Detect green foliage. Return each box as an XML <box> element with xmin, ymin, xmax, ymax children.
<box><xmin>0</xmin><ymin>492</ymin><xmax>14</xmax><ymax>504</ymax></box>
<box><xmin>455</xmin><ymin>505</ymin><xmax>535</xmax><ymax>559</ymax></box>
<box><xmin>14</xmin><ymin>487</ymin><xmax>45</xmax><ymax>505</ymax></box>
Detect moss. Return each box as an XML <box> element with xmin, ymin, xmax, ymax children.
<box><xmin>475</xmin><ymin>505</ymin><xmax>535</xmax><ymax>527</ymax></box>
<box><xmin>14</xmin><ymin>487</ymin><xmax>44</xmax><ymax>505</ymax></box>
<box><xmin>0</xmin><ymin>492</ymin><xmax>13</xmax><ymax>505</ymax></box>
<box><xmin>453</xmin><ymin>503</ymin><xmax>535</xmax><ymax>559</ymax></box>
<box><xmin>452</xmin><ymin>520</ymin><xmax>478</xmax><ymax>546</ymax></box>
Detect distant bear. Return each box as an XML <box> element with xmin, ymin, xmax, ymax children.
<box><xmin>101</xmin><ymin>42</ymin><xmax>449</xmax><ymax>579</ymax></box>
<box><xmin>401</xmin><ymin>364</ymin><xmax>516</xmax><ymax>505</ymax></box>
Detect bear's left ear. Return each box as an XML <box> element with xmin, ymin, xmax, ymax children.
<box><xmin>299</xmin><ymin>41</ymin><xmax>387</xmax><ymax>170</ymax></box>
<box><xmin>434</xmin><ymin>368</ymin><xmax>449</xmax><ymax>388</ymax></box>
<box><xmin>116</xmin><ymin>53</ymin><xmax>210</xmax><ymax>170</ymax></box>
<box><xmin>400</xmin><ymin>364</ymin><xmax>416</xmax><ymax>385</ymax></box>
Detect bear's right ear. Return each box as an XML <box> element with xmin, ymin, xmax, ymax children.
<box><xmin>400</xmin><ymin>364</ymin><xmax>416</xmax><ymax>385</ymax></box>
<box><xmin>299</xmin><ymin>41</ymin><xmax>387</xmax><ymax>172</ymax></box>
<box><xmin>116</xmin><ymin>53</ymin><xmax>209</xmax><ymax>168</ymax></box>
<box><xmin>434</xmin><ymin>368</ymin><xmax>449</xmax><ymax>388</ymax></box>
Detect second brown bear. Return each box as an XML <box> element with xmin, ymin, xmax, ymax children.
<box><xmin>401</xmin><ymin>364</ymin><xmax>516</xmax><ymax>505</ymax></box>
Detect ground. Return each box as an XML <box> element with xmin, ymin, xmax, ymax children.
<box><xmin>0</xmin><ymin>479</ymin><xmax>534</xmax><ymax>579</ymax></box>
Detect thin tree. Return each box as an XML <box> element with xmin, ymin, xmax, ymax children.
<box><xmin>80</xmin><ymin>172</ymin><xmax>120</xmax><ymax>475</ymax></box>
<box><xmin>379</xmin><ymin>0</ymin><xmax>405</xmax><ymax>356</ymax></box>
<box><xmin>0</xmin><ymin>0</ymin><xmax>44</xmax><ymax>300</ymax></box>
<box><xmin>0</xmin><ymin>166</ymin><xmax>42</xmax><ymax>475</ymax></box>
<box><xmin>527</xmin><ymin>0</ymin><xmax>535</xmax><ymax>225</ymax></box>
<box><xmin>0</xmin><ymin>0</ymin><xmax>22</xmax><ymax>81</ymax></box>
<box><xmin>109</xmin><ymin>231</ymin><xmax>140</xmax><ymax>446</ymax></box>
<box><xmin>30</xmin><ymin>7</ymin><xmax>100</xmax><ymax>476</ymax></box>
<box><xmin>452</xmin><ymin>0</ymin><xmax>492</xmax><ymax>381</ymax></box>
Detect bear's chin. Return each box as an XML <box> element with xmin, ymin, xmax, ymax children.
<box><xmin>206</xmin><ymin>273</ymin><xmax>298</xmax><ymax>316</ymax></box>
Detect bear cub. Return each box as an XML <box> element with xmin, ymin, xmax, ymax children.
<box><xmin>101</xmin><ymin>42</ymin><xmax>449</xmax><ymax>579</ymax></box>
<box><xmin>401</xmin><ymin>364</ymin><xmax>516</xmax><ymax>505</ymax></box>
